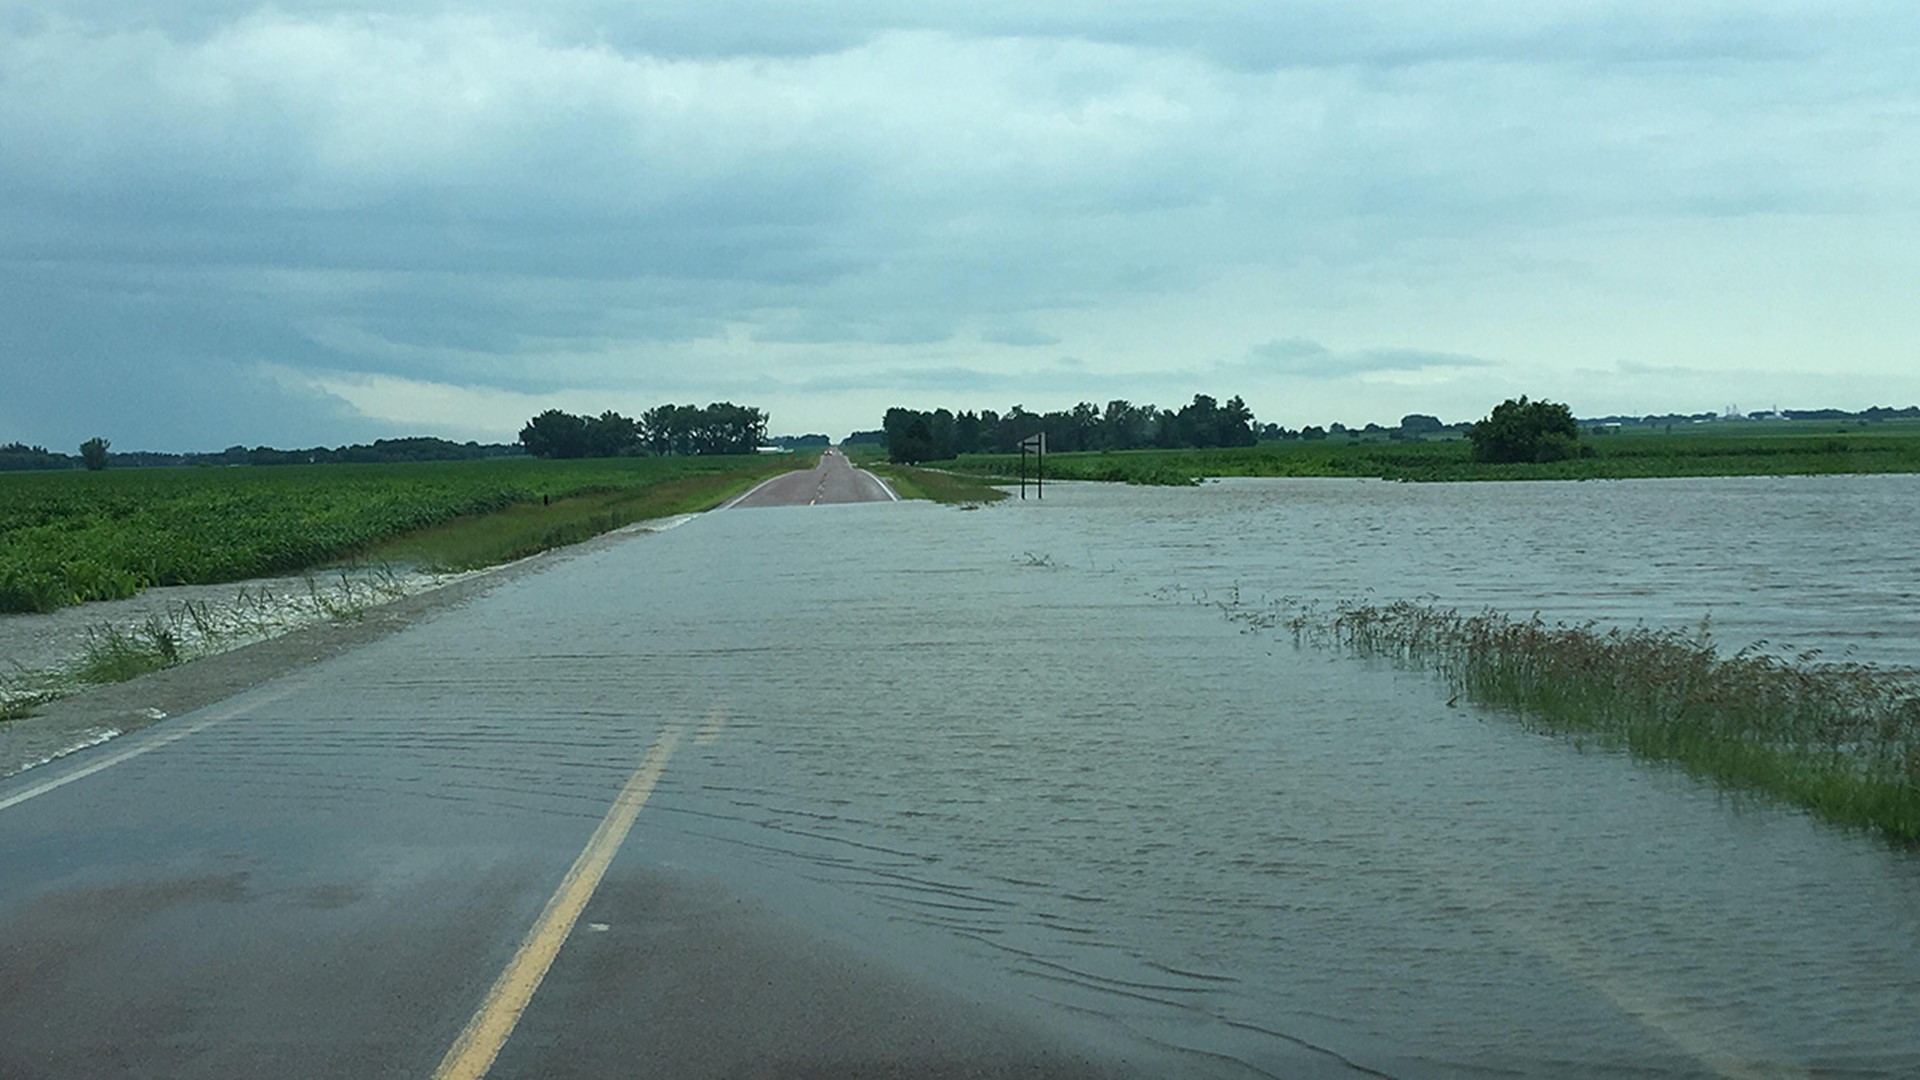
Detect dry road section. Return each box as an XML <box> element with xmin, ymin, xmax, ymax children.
<box><xmin>724</xmin><ymin>447</ymin><xmax>898</xmax><ymax>508</ymax></box>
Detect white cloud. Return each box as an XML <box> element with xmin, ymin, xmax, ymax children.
<box><xmin>262</xmin><ymin>364</ymin><xmax>625</xmax><ymax>441</ymax></box>
<box><xmin>3</xmin><ymin>2</ymin><xmax>1918</xmax><ymax>448</ymax></box>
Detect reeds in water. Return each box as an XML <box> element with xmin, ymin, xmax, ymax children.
<box><xmin>1278</xmin><ymin>600</ymin><xmax>1920</xmax><ymax>841</ymax></box>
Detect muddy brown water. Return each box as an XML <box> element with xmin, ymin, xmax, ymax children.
<box><xmin>8</xmin><ymin>475</ymin><xmax>1920</xmax><ymax>1076</ymax></box>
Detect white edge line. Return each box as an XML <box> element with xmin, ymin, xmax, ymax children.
<box><xmin>719</xmin><ymin>469</ymin><xmax>801</xmax><ymax>510</ymax></box>
<box><xmin>0</xmin><ymin>681</ymin><xmax>299</xmax><ymax>813</ymax></box>
<box><xmin>858</xmin><ymin>469</ymin><xmax>901</xmax><ymax>502</ymax></box>
<box><xmin>0</xmin><ymin>712</ymin><xmax>224</xmax><ymax>813</ymax></box>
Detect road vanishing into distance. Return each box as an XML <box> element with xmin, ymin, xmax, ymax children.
<box><xmin>1</xmin><ymin>453</ymin><xmax>979</xmax><ymax>1080</ymax></box>
<box><xmin>5</xmin><ymin>473</ymin><xmax>1920</xmax><ymax>1078</ymax></box>
<box><xmin>725</xmin><ymin>447</ymin><xmax>898</xmax><ymax>508</ymax></box>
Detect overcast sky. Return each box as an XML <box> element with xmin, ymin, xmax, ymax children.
<box><xmin>4</xmin><ymin>2</ymin><xmax>1917</xmax><ymax>450</ymax></box>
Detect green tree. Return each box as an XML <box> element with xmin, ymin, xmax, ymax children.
<box><xmin>519</xmin><ymin>410</ymin><xmax>590</xmax><ymax>458</ymax></box>
<box><xmin>641</xmin><ymin>404</ymin><xmax>685</xmax><ymax>455</ymax></box>
<box><xmin>1466</xmin><ymin>396</ymin><xmax>1585</xmax><ymax>463</ymax></box>
<box><xmin>80</xmin><ymin>437</ymin><xmax>110</xmax><ymax>471</ymax></box>
<box><xmin>584</xmin><ymin>410</ymin><xmax>640</xmax><ymax>457</ymax></box>
<box><xmin>953</xmin><ymin>410</ymin><xmax>984</xmax><ymax>454</ymax></box>
<box><xmin>1216</xmin><ymin>395</ymin><xmax>1257</xmax><ymax>447</ymax></box>
<box><xmin>1101</xmin><ymin>400</ymin><xmax>1148</xmax><ymax>450</ymax></box>
<box><xmin>883</xmin><ymin>407</ymin><xmax>936</xmax><ymax>463</ymax></box>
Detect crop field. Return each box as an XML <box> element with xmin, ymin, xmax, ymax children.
<box><xmin>937</xmin><ymin>426</ymin><xmax>1920</xmax><ymax>485</ymax></box>
<box><xmin>0</xmin><ymin>455</ymin><xmax>796</xmax><ymax>613</ymax></box>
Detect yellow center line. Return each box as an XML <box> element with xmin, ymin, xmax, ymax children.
<box><xmin>694</xmin><ymin>708</ymin><xmax>727</xmax><ymax>746</ymax></box>
<box><xmin>433</xmin><ymin>726</ymin><xmax>683</xmax><ymax>1080</ymax></box>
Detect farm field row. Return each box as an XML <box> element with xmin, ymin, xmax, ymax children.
<box><xmin>0</xmin><ymin>455</ymin><xmax>800</xmax><ymax>613</ymax></box>
<box><xmin>934</xmin><ymin>427</ymin><xmax>1920</xmax><ymax>485</ymax></box>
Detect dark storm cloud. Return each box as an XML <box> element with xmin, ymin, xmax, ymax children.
<box><xmin>2</xmin><ymin>1</ymin><xmax>1916</xmax><ymax>447</ymax></box>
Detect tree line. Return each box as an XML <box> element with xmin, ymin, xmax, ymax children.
<box><xmin>0</xmin><ymin>436</ymin><xmax>521</xmax><ymax>472</ymax></box>
<box><xmin>517</xmin><ymin>402</ymin><xmax>768</xmax><ymax>459</ymax></box>
<box><xmin>879</xmin><ymin>395</ymin><xmax>1260</xmax><ymax>463</ymax></box>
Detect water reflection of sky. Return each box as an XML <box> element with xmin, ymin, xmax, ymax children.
<box><xmin>603</xmin><ymin>479</ymin><xmax>1920</xmax><ymax>1078</ymax></box>
<box><xmin>1041</xmin><ymin>473</ymin><xmax>1920</xmax><ymax>669</ymax></box>
<box><xmin>9</xmin><ymin>475</ymin><xmax>1919</xmax><ymax>1077</ymax></box>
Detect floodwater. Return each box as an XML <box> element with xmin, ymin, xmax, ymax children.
<box><xmin>608</xmin><ymin>474</ymin><xmax>1918</xmax><ymax>1078</ymax></box>
<box><xmin>15</xmin><ymin>474</ymin><xmax>1920</xmax><ymax>1076</ymax></box>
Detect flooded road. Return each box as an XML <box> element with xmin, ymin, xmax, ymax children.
<box><xmin>3</xmin><ymin>475</ymin><xmax>1918</xmax><ymax>1076</ymax></box>
<box><xmin>616</xmin><ymin>481</ymin><xmax>1920</xmax><ymax>1078</ymax></box>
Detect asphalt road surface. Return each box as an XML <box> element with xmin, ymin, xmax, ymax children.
<box><xmin>0</xmin><ymin>496</ymin><xmax>1145</xmax><ymax>1080</ymax></box>
<box><xmin>725</xmin><ymin>447</ymin><xmax>897</xmax><ymax>508</ymax></box>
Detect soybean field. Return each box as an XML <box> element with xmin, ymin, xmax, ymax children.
<box><xmin>0</xmin><ymin>455</ymin><xmax>792</xmax><ymax>613</ymax></box>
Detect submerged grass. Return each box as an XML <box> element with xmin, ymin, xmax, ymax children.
<box><xmin>0</xmin><ymin>568</ymin><xmax>421</xmax><ymax>722</ymax></box>
<box><xmin>865</xmin><ymin>464</ymin><xmax>1009</xmax><ymax>504</ymax></box>
<box><xmin>0</xmin><ymin>677</ymin><xmax>53</xmax><ymax>722</ymax></box>
<box><xmin>1259</xmin><ymin>600</ymin><xmax>1920</xmax><ymax>841</ymax></box>
<box><xmin>73</xmin><ymin>619</ymin><xmax>182</xmax><ymax>684</ymax></box>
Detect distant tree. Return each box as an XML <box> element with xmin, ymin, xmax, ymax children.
<box><xmin>584</xmin><ymin>410</ymin><xmax>641</xmax><ymax>457</ymax></box>
<box><xmin>1466</xmin><ymin>396</ymin><xmax>1585</xmax><ymax>463</ymax></box>
<box><xmin>769</xmin><ymin>433</ymin><xmax>830</xmax><ymax>449</ymax></box>
<box><xmin>80</xmin><ymin>437</ymin><xmax>110</xmax><ymax>471</ymax></box>
<box><xmin>953</xmin><ymin>411</ymin><xmax>984</xmax><ymax>454</ymax></box>
<box><xmin>871</xmin><ymin>391</ymin><xmax>1261</xmax><ymax>456</ymax></box>
<box><xmin>1102</xmin><ymin>400</ymin><xmax>1149</xmax><ymax>451</ymax></box>
<box><xmin>637</xmin><ymin>402</ymin><xmax>766</xmax><ymax>455</ymax></box>
<box><xmin>247</xmin><ymin>445</ymin><xmax>302</xmax><ymax>466</ymax></box>
<box><xmin>1216</xmin><ymin>396</ymin><xmax>1257</xmax><ymax>447</ymax></box>
<box><xmin>520</xmin><ymin>410</ymin><xmax>590</xmax><ymax>458</ymax></box>
<box><xmin>998</xmin><ymin>405</ymin><xmax>1043</xmax><ymax>454</ymax></box>
<box><xmin>692</xmin><ymin>402</ymin><xmax>768</xmax><ymax>454</ymax></box>
<box><xmin>1399</xmin><ymin>414</ymin><xmax>1443</xmax><ymax>436</ymax></box>
<box><xmin>1064</xmin><ymin>401</ymin><xmax>1100</xmax><ymax>452</ymax></box>
<box><xmin>1299</xmin><ymin>425</ymin><xmax>1327</xmax><ymax>441</ymax></box>
<box><xmin>884</xmin><ymin>407</ymin><xmax>937</xmax><ymax>463</ymax></box>
<box><xmin>930</xmin><ymin>408</ymin><xmax>958</xmax><ymax>458</ymax></box>
<box><xmin>1</xmin><ymin>442</ymin><xmax>73</xmax><ymax>471</ymax></box>
<box><xmin>1153</xmin><ymin>407</ymin><xmax>1182</xmax><ymax>449</ymax></box>
<box><xmin>641</xmin><ymin>404</ymin><xmax>685</xmax><ymax>455</ymax></box>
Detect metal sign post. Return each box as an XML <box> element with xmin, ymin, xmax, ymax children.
<box><xmin>1019</xmin><ymin>433</ymin><xmax>1045</xmax><ymax>500</ymax></box>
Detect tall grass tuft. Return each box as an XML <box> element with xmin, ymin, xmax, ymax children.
<box><xmin>1270</xmin><ymin>600</ymin><xmax>1920</xmax><ymax>841</ymax></box>
<box><xmin>74</xmin><ymin>618</ymin><xmax>183</xmax><ymax>684</ymax></box>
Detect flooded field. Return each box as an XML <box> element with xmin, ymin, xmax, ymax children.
<box><xmin>604</xmin><ymin>475</ymin><xmax>1917</xmax><ymax>1077</ymax></box>
<box><xmin>9</xmin><ymin>474</ymin><xmax>1920</xmax><ymax>1076</ymax></box>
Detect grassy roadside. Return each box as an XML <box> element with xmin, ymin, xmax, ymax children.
<box><xmin>929</xmin><ymin>429</ymin><xmax>1920</xmax><ymax>485</ymax></box>
<box><xmin>1246</xmin><ymin>599</ymin><xmax>1920</xmax><ymax>842</ymax></box>
<box><xmin>356</xmin><ymin>460</ymin><xmax>805</xmax><ymax>569</ymax></box>
<box><xmin>863</xmin><ymin>463</ymin><xmax>1009</xmax><ymax>504</ymax></box>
